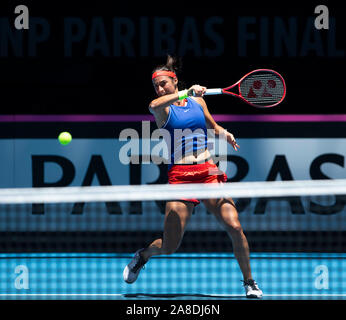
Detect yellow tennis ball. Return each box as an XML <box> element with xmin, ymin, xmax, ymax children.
<box><xmin>58</xmin><ymin>132</ymin><xmax>72</xmax><ymax>145</ymax></box>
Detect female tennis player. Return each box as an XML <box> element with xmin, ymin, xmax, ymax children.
<box><xmin>123</xmin><ymin>56</ymin><xmax>262</xmax><ymax>298</ymax></box>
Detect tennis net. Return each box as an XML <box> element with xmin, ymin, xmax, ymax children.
<box><xmin>0</xmin><ymin>179</ymin><xmax>345</xmax><ymax>298</ymax></box>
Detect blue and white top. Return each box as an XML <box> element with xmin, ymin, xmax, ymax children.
<box><xmin>161</xmin><ymin>97</ymin><xmax>208</xmax><ymax>169</ymax></box>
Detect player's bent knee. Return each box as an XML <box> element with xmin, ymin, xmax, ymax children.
<box><xmin>227</xmin><ymin>223</ymin><xmax>243</xmax><ymax>235</ymax></box>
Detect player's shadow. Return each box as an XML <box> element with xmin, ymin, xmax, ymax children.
<box><xmin>123</xmin><ymin>293</ymin><xmax>243</xmax><ymax>299</ymax></box>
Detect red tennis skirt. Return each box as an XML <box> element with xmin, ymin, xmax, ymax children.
<box><xmin>167</xmin><ymin>161</ymin><xmax>228</xmax><ymax>206</ymax></box>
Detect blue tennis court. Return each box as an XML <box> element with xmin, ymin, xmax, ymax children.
<box><xmin>0</xmin><ymin>252</ymin><xmax>344</xmax><ymax>300</ymax></box>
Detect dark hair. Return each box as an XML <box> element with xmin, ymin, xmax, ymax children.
<box><xmin>152</xmin><ymin>55</ymin><xmax>181</xmax><ymax>74</ymax></box>
<box><xmin>152</xmin><ymin>55</ymin><xmax>185</xmax><ymax>89</ymax></box>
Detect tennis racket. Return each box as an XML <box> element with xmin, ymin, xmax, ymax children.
<box><xmin>203</xmin><ymin>69</ymin><xmax>286</xmax><ymax>108</ymax></box>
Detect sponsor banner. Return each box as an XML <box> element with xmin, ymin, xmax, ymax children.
<box><xmin>0</xmin><ymin>138</ymin><xmax>345</xmax><ymax>231</ymax></box>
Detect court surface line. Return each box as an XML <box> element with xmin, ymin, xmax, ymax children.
<box><xmin>0</xmin><ymin>293</ymin><xmax>345</xmax><ymax>297</ymax></box>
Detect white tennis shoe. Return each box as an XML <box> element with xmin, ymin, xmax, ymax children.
<box><xmin>123</xmin><ymin>249</ymin><xmax>148</xmax><ymax>284</ymax></box>
<box><xmin>243</xmin><ymin>279</ymin><xmax>263</xmax><ymax>298</ymax></box>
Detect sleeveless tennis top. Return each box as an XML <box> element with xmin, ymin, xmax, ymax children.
<box><xmin>161</xmin><ymin>97</ymin><xmax>208</xmax><ymax>169</ymax></box>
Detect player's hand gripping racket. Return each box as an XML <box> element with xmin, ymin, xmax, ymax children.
<box><xmin>203</xmin><ymin>69</ymin><xmax>286</xmax><ymax>108</ymax></box>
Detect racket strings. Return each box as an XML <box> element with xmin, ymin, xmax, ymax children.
<box><xmin>239</xmin><ymin>73</ymin><xmax>285</xmax><ymax>107</ymax></box>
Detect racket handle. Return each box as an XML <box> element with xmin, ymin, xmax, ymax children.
<box><xmin>204</xmin><ymin>89</ymin><xmax>223</xmax><ymax>96</ymax></box>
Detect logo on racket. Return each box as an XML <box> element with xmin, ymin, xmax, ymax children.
<box><xmin>247</xmin><ymin>79</ymin><xmax>277</xmax><ymax>98</ymax></box>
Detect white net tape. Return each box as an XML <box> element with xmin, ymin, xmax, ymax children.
<box><xmin>0</xmin><ymin>179</ymin><xmax>346</xmax><ymax>204</ymax></box>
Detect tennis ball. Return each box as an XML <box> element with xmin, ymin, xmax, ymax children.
<box><xmin>58</xmin><ymin>132</ymin><xmax>72</xmax><ymax>145</ymax></box>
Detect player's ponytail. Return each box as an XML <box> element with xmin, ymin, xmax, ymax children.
<box><xmin>152</xmin><ymin>55</ymin><xmax>185</xmax><ymax>89</ymax></box>
<box><xmin>152</xmin><ymin>55</ymin><xmax>182</xmax><ymax>76</ymax></box>
<box><xmin>165</xmin><ymin>55</ymin><xmax>181</xmax><ymax>74</ymax></box>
